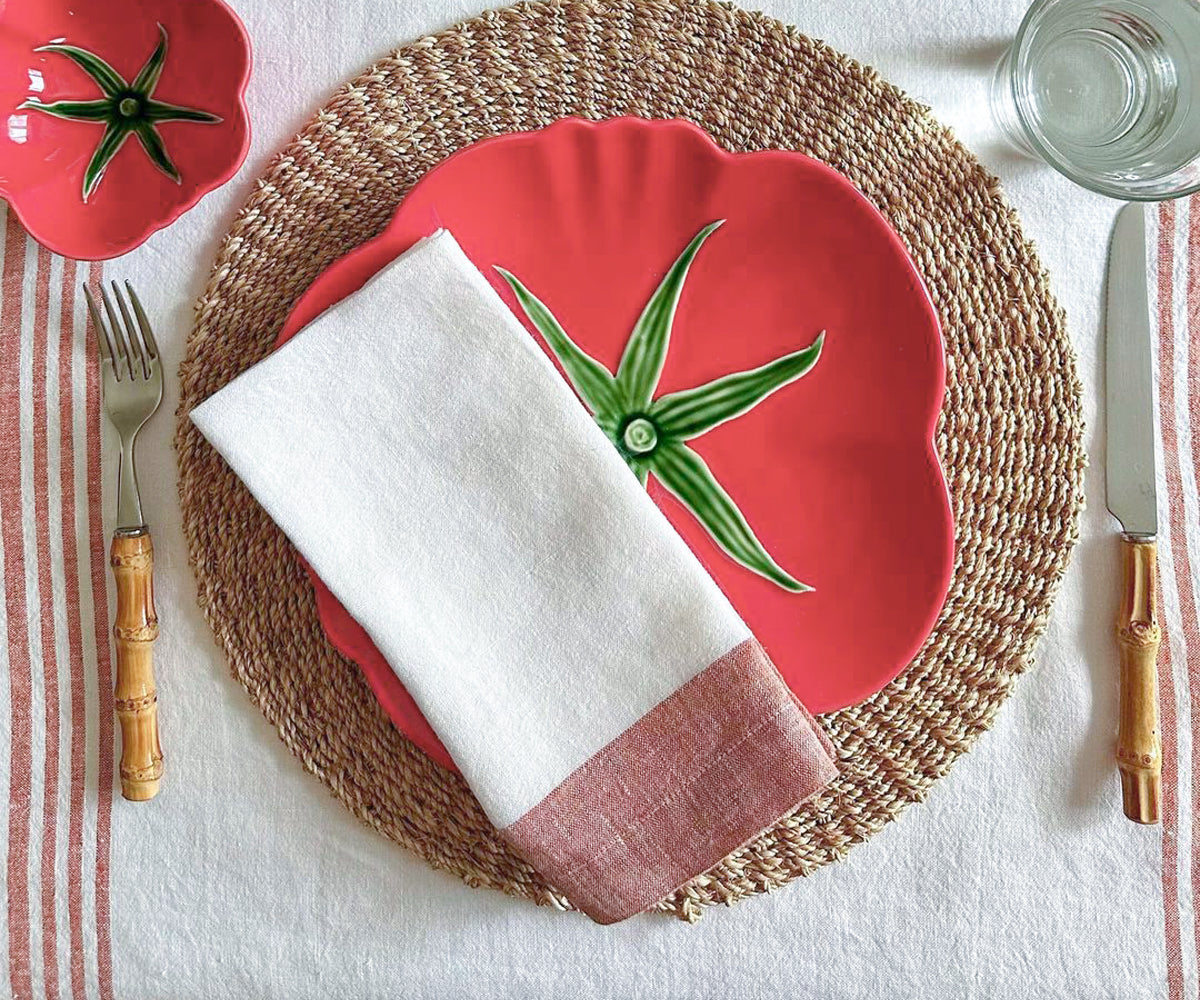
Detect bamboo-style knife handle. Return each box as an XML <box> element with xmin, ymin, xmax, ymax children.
<box><xmin>110</xmin><ymin>529</ymin><xmax>162</xmax><ymax>801</ymax></box>
<box><xmin>1116</xmin><ymin>535</ymin><xmax>1162</xmax><ymax>824</ymax></box>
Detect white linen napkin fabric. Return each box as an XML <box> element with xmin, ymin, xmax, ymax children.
<box><xmin>190</xmin><ymin>231</ymin><xmax>837</xmax><ymax>923</ymax></box>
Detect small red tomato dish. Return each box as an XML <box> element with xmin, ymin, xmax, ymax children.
<box><xmin>0</xmin><ymin>0</ymin><xmax>251</xmax><ymax>260</ymax></box>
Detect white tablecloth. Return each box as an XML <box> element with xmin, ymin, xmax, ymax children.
<box><xmin>1</xmin><ymin>0</ymin><xmax>1195</xmax><ymax>997</ymax></box>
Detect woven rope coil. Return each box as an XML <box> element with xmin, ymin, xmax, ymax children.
<box><xmin>176</xmin><ymin>0</ymin><xmax>1085</xmax><ymax>921</ymax></box>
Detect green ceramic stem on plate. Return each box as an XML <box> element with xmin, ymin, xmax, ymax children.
<box><xmin>498</xmin><ymin>221</ymin><xmax>824</xmax><ymax>593</ymax></box>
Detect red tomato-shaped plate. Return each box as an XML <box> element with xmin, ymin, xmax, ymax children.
<box><xmin>278</xmin><ymin>117</ymin><xmax>954</xmax><ymax>772</ymax></box>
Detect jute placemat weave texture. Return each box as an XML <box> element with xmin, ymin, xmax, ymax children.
<box><xmin>176</xmin><ymin>0</ymin><xmax>1085</xmax><ymax>921</ymax></box>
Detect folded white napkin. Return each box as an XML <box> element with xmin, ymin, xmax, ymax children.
<box><xmin>191</xmin><ymin>231</ymin><xmax>836</xmax><ymax>923</ymax></box>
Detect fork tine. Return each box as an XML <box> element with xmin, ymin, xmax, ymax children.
<box><xmin>124</xmin><ymin>282</ymin><xmax>159</xmax><ymax>361</ymax></box>
<box><xmin>100</xmin><ymin>283</ymin><xmax>134</xmax><ymax>380</ymax></box>
<box><xmin>83</xmin><ymin>285</ymin><xmax>117</xmax><ymax>365</ymax></box>
<box><xmin>112</xmin><ymin>281</ymin><xmax>148</xmax><ymax>379</ymax></box>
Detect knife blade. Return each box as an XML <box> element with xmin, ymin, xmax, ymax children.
<box><xmin>1106</xmin><ymin>203</ymin><xmax>1158</xmax><ymax>538</ymax></box>
<box><xmin>1105</xmin><ymin>202</ymin><xmax>1162</xmax><ymax>825</ymax></box>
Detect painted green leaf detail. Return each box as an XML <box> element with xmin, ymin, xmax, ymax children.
<box><xmin>23</xmin><ymin>26</ymin><xmax>222</xmax><ymax>201</ymax></box>
<box><xmin>144</xmin><ymin>100</ymin><xmax>222</xmax><ymax>124</ymax></box>
<box><xmin>34</xmin><ymin>43</ymin><xmax>126</xmax><ymax>96</ymax></box>
<box><xmin>496</xmin><ymin>220</ymin><xmax>821</xmax><ymax>592</ymax></box>
<box><xmin>495</xmin><ymin>267</ymin><xmax>621</xmax><ymax>419</ymax></box>
<box><xmin>134</xmin><ymin>121</ymin><xmax>180</xmax><ymax>182</ymax></box>
<box><xmin>83</xmin><ymin>122</ymin><xmax>132</xmax><ymax>201</ymax></box>
<box><xmin>649</xmin><ymin>440</ymin><xmax>810</xmax><ymax>592</ymax></box>
<box><xmin>130</xmin><ymin>24</ymin><xmax>169</xmax><ymax>94</ymax></box>
<box><xmin>628</xmin><ymin>456</ymin><xmax>652</xmax><ymax>487</ymax></box>
<box><xmin>649</xmin><ymin>331</ymin><xmax>825</xmax><ymax>439</ymax></box>
<box><xmin>613</xmin><ymin>220</ymin><xmax>723</xmax><ymax>410</ymax></box>
<box><xmin>17</xmin><ymin>99</ymin><xmax>112</xmax><ymax>121</ymax></box>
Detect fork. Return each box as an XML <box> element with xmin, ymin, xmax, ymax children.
<box><xmin>84</xmin><ymin>281</ymin><xmax>164</xmax><ymax>802</ymax></box>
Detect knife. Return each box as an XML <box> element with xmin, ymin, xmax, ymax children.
<box><xmin>1105</xmin><ymin>202</ymin><xmax>1162</xmax><ymax>825</ymax></box>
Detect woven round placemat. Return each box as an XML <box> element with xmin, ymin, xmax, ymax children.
<box><xmin>176</xmin><ymin>0</ymin><xmax>1085</xmax><ymax>921</ymax></box>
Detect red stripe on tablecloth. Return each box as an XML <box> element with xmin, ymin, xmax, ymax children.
<box><xmin>1160</xmin><ymin>618</ymin><xmax>1184</xmax><ymax>1000</ymax></box>
<box><xmin>30</xmin><ymin>241</ymin><xmax>61</xmax><ymax>1000</ymax></box>
<box><xmin>1</xmin><ymin>214</ymin><xmax>33</xmax><ymax>1000</ymax></box>
<box><xmin>1186</xmin><ymin>197</ymin><xmax>1200</xmax><ymax>982</ymax></box>
<box><xmin>86</xmin><ymin>262</ymin><xmax>114</xmax><ymax>1000</ymax></box>
<box><xmin>59</xmin><ymin>258</ymin><xmax>88</xmax><ymax>1000</ymax></box>
<box><xmin>1191</xmin><ymin>198</ymin><xmax>1200</xmax><ymax>332</ymax></box>
<box><xmin>1155</xmin><ymin>199</ymin><xmax>1185</xmax><ymax>1000</ymax></box>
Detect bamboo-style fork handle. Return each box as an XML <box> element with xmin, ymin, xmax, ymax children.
<box><xmin>110</xmin><ymin>529</ymin><xmax>162</xmax><ymax>801</ymax></box>
<box><xmin>1116</xmin><ymin>536</ymin><xmax>1162</xmax><ymax>824</ymax></box>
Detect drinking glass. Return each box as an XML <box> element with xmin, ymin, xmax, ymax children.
<box><xmin>991</xmin><ymin>0</ymin><xmax>1200</xmax><ymax>200</ymax></box>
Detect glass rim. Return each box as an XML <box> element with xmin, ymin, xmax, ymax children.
<box><xmin>1006</xmin><ymin>0</ymin><xmax>1200</xmax><ymax>201</ymax></box>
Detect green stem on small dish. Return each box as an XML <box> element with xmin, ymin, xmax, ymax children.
<box><xmin>21</xmin><ymin>24</ymin><xmax>222</xmax><ymax>201</ymax></box>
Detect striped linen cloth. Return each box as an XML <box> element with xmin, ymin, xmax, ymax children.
<box><xmin>0</xmin><ymin>213</ymin><xmax>113</xmax><ymax>1000</ymax></box>
<box><xmin>0</xmin><ymin>184</ymin><xmax>1198</xmax><ymax>990</ymax></box>
<box><xmin>1151</xmin><ymin>196</ymin><xmax>1200</xmax><ymax>998</ymax></box>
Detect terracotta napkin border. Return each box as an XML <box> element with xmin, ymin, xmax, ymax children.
<box><xmin>175</xmin><ymin>0</ymin><xmax>1085</xmax><ymax>921</ymax></box>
